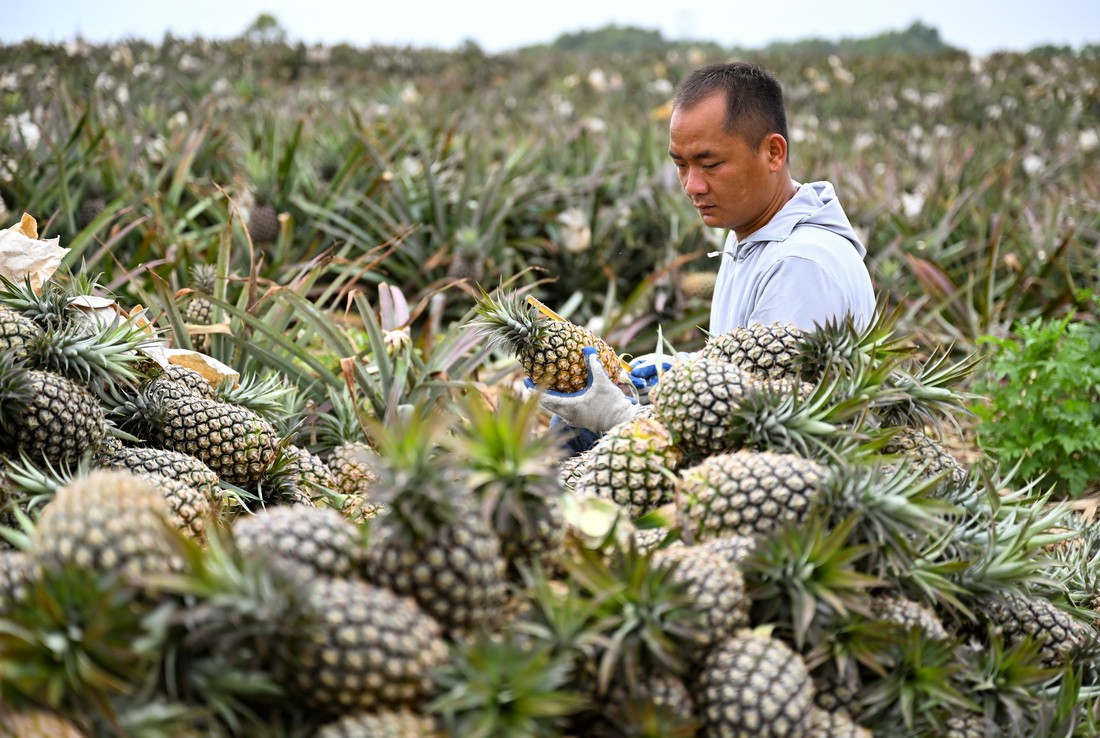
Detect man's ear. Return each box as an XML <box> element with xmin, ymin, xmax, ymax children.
<box><xmin>763</xmin><ymin>132</ymin><xmax>788</xmax><ymax>170</ymax></box>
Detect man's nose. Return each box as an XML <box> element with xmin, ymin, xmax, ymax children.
<box><xmin>682</xmin><ymin>169</ymin><xmax>707</xmax><ymax>195</ymax></box>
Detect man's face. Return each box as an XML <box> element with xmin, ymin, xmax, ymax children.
<box><xmin>668</xmin><ymin>91</ymin><xmax>782</xmax><ymax>237</ymax></box>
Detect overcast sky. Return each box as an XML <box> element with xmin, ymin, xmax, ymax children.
<box><xmin>5</xmin><ymin>0</ymin><xmax>1100</xmax><ymax>56</ymax></box>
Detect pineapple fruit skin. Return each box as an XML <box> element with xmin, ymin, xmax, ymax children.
<box><xmin>694</xmin><ymin>630</ymin><xmax>816</xmax><ymax>738</ymax></box>
<box><xmin>702</xmin><ymin>322</ymin><xmax>806</xmax><ymax>380</ymax></box>
<box><xmin>574</xmin><ymin>414</ymin><xmax>682</xmax><ymax>519</ymax></box>
<box><xmin>313</xmin><ymin>709</ymin><xmax>442</xmax><ymax>737</ymax></box>
<box><xmin>29</xmin><ymin>469</ymin><xmax>183</xmax><ymax>580</ymax></box>
<box><xmin>678</xmin><ymin>450</ymin><xmax>827</xmax><ymax>543</ymax></box>
<box><xmin>3</xmin><ymin>369</ymin><xmax>107</xmax><ymax>467</ymax></box>
<box><xmin>232</xmin><ymin>505</ymin><xmax>364</xmax><ymax>580</ymax></box>
<box><xmin>364</xmin><ymin>494</ymin><xmax>508</xmax><ymax>637</ymax></box>
<box><xmin>286</xmin><ymin>577</ymin><xmax>448</xmax><ymax>715</ymax></box>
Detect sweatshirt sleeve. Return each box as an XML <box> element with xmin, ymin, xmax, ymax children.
<box><xmin>748</xmin><ymin>256</ymin><xmax>851</xmax><ymax>331</ymax></box>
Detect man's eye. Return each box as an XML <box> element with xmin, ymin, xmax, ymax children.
<box><xmin>703</xmin><ymin>162</ymin><xmax>720</xmax><ymax>170</ymax></box>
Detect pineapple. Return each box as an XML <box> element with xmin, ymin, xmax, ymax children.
<box><xmin>248</xmin><ymin>200</ymin><xmax>280</xmax><ymax>245</ymax></box>
<box><xmin>677</xmin><ymin>450</ymin><xmax>828</xmax><ymax>543</ymax></box>
<box><xmin>870</xmin><ymin>592</ymin><xmax>950</xmax><ymax>641</ymax></box>
<box><xmin>982</xmin><ymin>592</ymin><xmax>1092</xmax><ymax>668</ymax></box>
<box><xmin>807</xmin><ymin>706</ymin><xmax>872</xmax><ymax>738</ymax></box>
<box><xmin>698</xmin><ymin>534</ymin><xmax>759</xmax><ymax>569</ymax></box>
<box><xmin>446</xmin><ymin>393</ymin><xmax>567</xmax><ymax>575</ymax></box>
<box><xmin>29</xmin><ymin>469</ymin><xmax>184</xmax><ymax>580</ymax></box>
<box><xmin>649</xmin><ymin>355</ymin><xmax>818</xmax><ymax>457</ymax></box>
<box><xmin>314</xmin><ymin>710</ymin><xmax>442</xmax><ymax>738</ymax></box>
<box><xmin>943</xmin><ymin>713</ymin><xmax>997</xmax><ymax>737</ymax></box>
<box><xmin>362</xmin><ymin>414</ymin><xmax>508</xmax><ymax>637</ymax></box>
<box><xmin>183</xmin><ymin>263</ymin><xmax>217</xmax><ymax>327</ymax></box>
<box><xmin>108</xmin><ymin>384</ymin><xmax>280</xmax><ymax>489</ymax></box>
<box><xmin>599</xmin><ymin>671</ymin><xmax>698</xmax><ymax>737</ymax></box>
<box><xmin>96</xmin><ymin>444</ymin><xmax>221</xmax><ymax>503</ymax></box>
<box><xmin>573</xmin><ymin>414</ymin><xmax>683</xmax><ymax>520</ymax></box>
<box><xmin>231</xmin><ymin>505</ymin><xmax>364</xmax><ymax>580</ymax></box>
<box><xmin>316</xmin><ymin>391</ymin><xmax>382</xmax><ymax>522</ymax></box>
<box><xmin>693</xmin><ymin>628</ymin><xmax>816</xmax><ymax>738</ymax></box>
<box><xmin>0</xmin><ymin>359</ymin><xmax>107</xmax><ymax>467</ymax></box>
<box><xmin>880</xmin><ymin>425</ymin><xmax>967</xmax><ymax>486</ymax></box>
<box><xmin>0</xmin><ymin>549</ymin><xmax>31</xmax><ymax>615</ymax></box>
<box><xmin>678</xmin><ymin>270</ymin><xmax>718</xmax><ymax>302</ymax></box>
<box><xmin>146</xmin><ymin>363</ymin><xmax>216</xmax><ymax>401</ymax></box>
<box><xmin>137</xmin><ymin>472</ymin><xmax>215</xmax><ymax>542</ymax></box>
<box><xmin>470</xmin><ymin>288</ymin><xmax>622</xmax><ymax>393</ymax></box>
<box><xmin>0</xmin><ymin>303</ymin><xmax>43</xmax><ymax>363</ymax></box>
<box><xmin>702</xmin><ymin>322</ymin><xmax>806</xmax><ymax>379</ymax></box>
<box><xmin>286</xmin><ymin>576</ymin><xmax>448</xmax><ymax>715</ymax></box>
<box><xmin>652</xmin><ymin>544</ymin><xmax>750</xmax><ymax>659</ymax></box>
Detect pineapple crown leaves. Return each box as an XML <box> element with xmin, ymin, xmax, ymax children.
<box><xmin>0</xmin><ymin>353</ymin><xmax>34</xmax><ymax>433</ymax></box>
<box><xmin>877</xmin><ymin>348</ymin><xmax>982</xmax><ymax>431</ymax></box>
<box><xmin>363</xmin><ymin>410</ymin><xmax>469</xmax><ymax>537</ymax></box>
<box><xmin>743</xmin><ymin>513</ymin><xmax>886</xmax><ymax>651</ymax></box>
<box><xmin>793</xmin><ymin>300</ymin><xmax>912</xmax><ymax>381</ymax></box>
<box><xmin>857</xmin><ymin>629</ymin><xmax>976</xmax><ymax>730</ymax></box>
<box><xmin>0</xmin><ymin>563</ymin><xmax>164</xmax><ymax>722</ymax></box>
<box><xmin>468</xmin><ymin>285</ymin><xmax>543</xmax><ymax>353</ymax></box>
<box><xmin>0</xmin><ymin>275</ymin><xmax>73</xmax><ymax>329</ymax></box>
<box><xmin>215</xmin><ymin>372</ymin><xmax>299</xmax><ymax>428</ymax></box>
<box><xmin>446</xmin><ymin>392</ymin><xmax>566</xmax><ymax>535</ymax></box>
<box><xmin>24</xmin><ymin>316</ymin><xmax>161</xmax><ymax>391</ymax></box>
<box><xmin>428</xmin><ymin>631</ymin><xmax>586</xmax><ymax>738</ymax></box>
<box><xmin>1</xmin><ymin>451</ymin><xmax>89</xmax><ymax>519</ymax></box>
<box><xmin>816</xmin><ymin>460</ymin><xmax>960</xmax><ymax>578</ymax></box>
<box><xmin>313</xmin><ymin>387</ymin><xmax>371</xmax><ymax>450</ymax></box>
<box><xmin>139</xmin><ymin>528</ymin><xmax>314</xmax><ymax>726</ymax></box>
<box><xmin>724</xmin><ymin>373</ymin><xmax>872</xmax><ymax>459</ymax></box>
<box><xmin>564</xmin><ymin>540</ymin><xmax>704</xmax><ymax>693</ymax></box>
<box><xmin>513</xmin><ymin>562</ymin><xmax>613</xmax><ymax>666</ymax></box>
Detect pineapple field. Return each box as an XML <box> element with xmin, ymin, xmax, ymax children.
<box><xmin>0</xmin><ymin>26</ymin><xmax>1099</xmax><ymax>737</ymax></box>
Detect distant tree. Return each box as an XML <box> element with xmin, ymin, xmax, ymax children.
<box><xmin>243</xmin><ymin>13</ymin><xmax>287</xmax><ymax>45</ymax></box>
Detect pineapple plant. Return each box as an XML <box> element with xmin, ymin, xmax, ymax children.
<box><xmin>446</xmin><ymin>392</ymin><xmax>568</xmax><ymax>575</ymax></box>
<box><xmin>470</xmin><ymin>287</ymin><xmax>623</xmax><ymax>393</ymax></box>
<box><xmin>361</xmin><ymin>412</ymin><xmax>508</xmax><ymax>638</ymax></box>
<box><xmin>573</xmin><ymin>414</ymin><xmax>683</xmax><ymax>520</ymax></box>
<box><xmin>980</xmin><ymin>591</ymin><xmax>1092</xmax><ymax>668</ymax></box>
<box><xmin>693</xmin><ymin>628</ymin><xmax>817</xmax><ymax>738</ymax></box>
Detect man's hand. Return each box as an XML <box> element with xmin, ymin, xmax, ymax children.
<box><xmin>525</xmin><ymin>347</ymin><xmax>638</xmax><ymax>433</ymax></box>
<box><xmin>627</xmin><ymin>351</ymin><xmax>687</xmax><ymax>402</ymax></box>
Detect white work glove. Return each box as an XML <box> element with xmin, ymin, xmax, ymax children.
<box><xmin>525</xmin><ymin>347</ymin><xmax>639</xmax><ymax>433</ymax></box>
<box><xmin>627</xmin><ymin>351</ymin><xmax>692</xmax><ymax>403</ymax></box>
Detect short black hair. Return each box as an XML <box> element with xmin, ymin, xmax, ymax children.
<box><xmin>673</xmin><ymin>61</ymin><xmax>789</xmax><ymax>151</ymax></box>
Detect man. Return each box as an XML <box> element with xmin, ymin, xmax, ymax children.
<box><xmin>538</xmin><ymin>60</ymin><xmax>876</xmax><ymax>441</ymax></box>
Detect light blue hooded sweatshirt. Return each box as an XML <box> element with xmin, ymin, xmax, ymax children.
<box><xmin>708</xmin><ymin>180</ymin><xmax>876</xmax><ymax>336</ymax></box>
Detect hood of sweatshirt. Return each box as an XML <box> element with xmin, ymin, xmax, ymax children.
<box><xmin>727</xmin><ymin>180</ymin><xmax>866</xmax><ymax>260</ymax></box>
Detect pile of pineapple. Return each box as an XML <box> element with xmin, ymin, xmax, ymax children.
<box><xmin>2</xmin><ymin>269</ymin><xmax>1100</xmax><ymax>738</ymax></box>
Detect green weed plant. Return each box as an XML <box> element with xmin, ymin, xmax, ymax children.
<box><xmin>972</xmin><ymin>307</ymin><xmax>1100</xmax><ymax>496</ymax></box>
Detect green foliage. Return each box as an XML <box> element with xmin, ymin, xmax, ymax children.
<box><xmin>971</xmin><ymin>311</ymin><xmax>1100</xmax><ymax>496</ymax></box>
